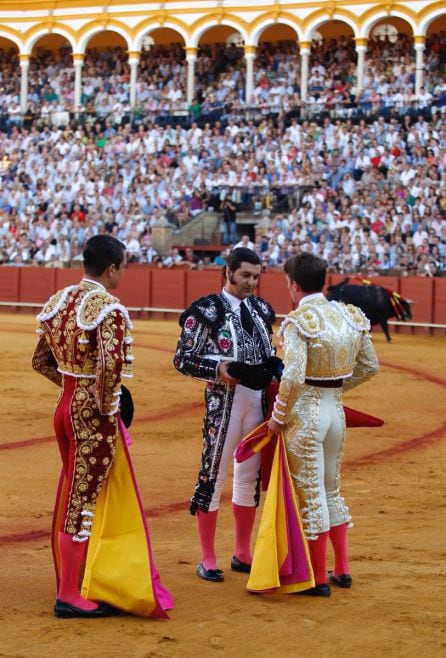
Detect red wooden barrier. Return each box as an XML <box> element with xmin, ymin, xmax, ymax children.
<box><xmin>55</xmin><ymin>268</ymin><xmax>84</xmax><ymax>289</ymax></box>
<box><xmin>258</xmin><ymin>271</ymin><xmax>292</xmax><ymax>316</ymax></box>
<box><xmin>432</xmin><ymin>278</ymin><xmax>446</xmax><ymax>336</ymax></box>
<box><xmin>150</xmin><ymin>269</ymin><xmax>186</xmax><ymax>311</ymax></box>
<box><xmin>0</xmin><ymin>267</ymin><xmax>19</xmax><ymax>304</ymax></box>
<box><xmin>1</xmin><ymin>266</ymin><xmax>445</xmax><ymax>336</ymax></box>
<box><xmin>370</xmin><ymin>276</ymin><xmax>401</xmax><ymax>292</ymax></box>
<box><xmin>115</xmin><ymin>269</ymin><xmax>151</xmax><ymax>309</ymax></box>
<box><xmin>327</xmin><ymin>274</ymin><xmax>401</xmax><ymax>293</ymax></box>
<box><xmin>373</xmin><ymin>277</ymin><xmax>402</xmax><ymax>334</ymax></box>
<box><xmin>19</xmin><ymin>268</ymin><xmax>56</xmax><ymax>305</ymax></box>
<box><xmin>185</xmin><ymin>270</ymin><xmax>222</xmax><ymax>307</ymax></box>
<box><xmin>400</xmin><ymin>277</ymin><xmax>434</xmax><ymax>336</ymax></box>
<box><xmin>327</xmin><ymin>273</ymin><xmax>348</xmax><ymax>288</ymax></box>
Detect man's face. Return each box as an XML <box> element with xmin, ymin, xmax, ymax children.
<box><xmin>225</xmin><ymin>262</ymin><xmax>261</xmax><ymax>299</ymax></box>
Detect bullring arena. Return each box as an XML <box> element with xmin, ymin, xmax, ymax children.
<box><xmin>1</xmin><ymin>267</ymin><xmax>445</xmax><ymax>657</ymax></box>
<box><xmin>1</xmin><ymin>0</ymin><xmax>446</xmax><ymax>653</ymax></box>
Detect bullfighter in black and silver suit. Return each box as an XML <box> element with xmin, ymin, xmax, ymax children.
<box><xmin>174</xmin><ymin>248</ymin><xmax>276</xmax><ymax>582</ymax></box>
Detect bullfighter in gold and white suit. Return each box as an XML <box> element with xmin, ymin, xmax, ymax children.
<box><xmin>269</xmin><ymin>253</ymin><xmax>379</xmax><ymax>596</ymax></box>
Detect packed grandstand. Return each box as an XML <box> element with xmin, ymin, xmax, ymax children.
<box><xmin>0</xmin><ymin>8</ymin><xmax>445</xmax><ymax>276</ymax></box>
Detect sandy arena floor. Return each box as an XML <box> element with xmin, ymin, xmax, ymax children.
<box><xmin>0</xmin><ymin>313</ymin><xmax>445</xmax><ymax>658</ymax></box>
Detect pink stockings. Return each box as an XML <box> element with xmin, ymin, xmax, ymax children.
<box><xmin>196</xmin><ymin>510</ymin><xmax>219</xmax><ymax>570</ymax></box>
<box><xmin>329</xmin><ymin>522</ymin><xmax>350</xmax><ymax>576</ymax></box>
<box><xmin>57</xmin><ymin>531</ymin><xmax>98</xmax><ymax>611</ymax></box>
<box><xmin>307</xmin><ymin>531</ymin><xmax>329</xmax><ymax>585</ymax></box>
<box><xmin>196</xmin><ymin>504</ymin><xmax>256</xmax><ymax>570</ymax></box>
<box><xmin>232</xmin><ymin>503</ymin><xmax>256</xmax><ymax>564</ymax></box>
<box><xmin>308</xmin><ymin>524</ymin><xmax>349</xmax><ymax>584</ymax></box>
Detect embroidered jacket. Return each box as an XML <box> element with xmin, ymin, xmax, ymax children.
<box><xmin>32</xmin><ymin>279</ymin><xmax>133</xmax><ymax>416</ymax></box>
<box><xmin>174</xmin><ymin>292</ymin><xmax>276</xmax><ymax>513</ymax></box>
<box><xmin>272</xmin><ymin>295</ymin><xmax>379</xmax><ymax>426</ymax></box>
<box><xmin>174</xmin><ymin>293</ymin><xmax>276</xmax><ymax>380</ymax></box>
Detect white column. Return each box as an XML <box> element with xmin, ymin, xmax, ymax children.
<box><xmin>128</xmin><ymin>52</ymin><xmax>140</xmax><ymax>108</ymax></box>
<box><xmin>355</xmin><ymin>38</ymin><xmax>368</xmax><ymax>94</ymax></box>
<box><xmin>185</xmin><ymin>47</ymin><xmax>197</xmax><ymax>105</ymax></box>
<box><xmin>244</xmin><ymin>46</ymin><xmax>256</xmax><ymax>105</ymax></box>
<box><xmin>414</xmin><ymin>37</ymin><xmax>425</xmax><ymax>96</ymax></box>
<box><xmin>299</xmin><ymin>41</ymin><xmax>311</xmax><ymax>102</ymax></box>
<box><xmin>73</xmin><ymin>54</ymin><xmax>84</xmax><ymax>111</ymax></box>
<box><xmin>19</xmin><ymin>55</ymin><xmax>30</xmax><ymax>113</ymax></box>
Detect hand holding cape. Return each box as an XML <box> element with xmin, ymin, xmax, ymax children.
<box><xmin>234</xmin><ymin>423</ymin><xmax>314</xmax><ymax>593</ymax></box>
<box><xmin>232</xmin><ymin>382</ymin><xmax>384</xmax><ymax>594</ymax></box>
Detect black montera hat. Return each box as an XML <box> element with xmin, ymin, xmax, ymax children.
<box><xmin>227</xmin><ymin>356</ymin><xmax>283</xmax><ymax>390</ymax></box>
<box><xmin>120</xmin><ymin>385</ymin><xmax>134</xmax><ymax>428</ymax></box>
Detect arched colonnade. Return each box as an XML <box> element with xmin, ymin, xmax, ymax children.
<box><xmin>0</xmin><ymin>2</ymin><xmax>443</xmax><ymax>111</ymax></box>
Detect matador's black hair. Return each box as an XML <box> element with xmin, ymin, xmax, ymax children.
<box><xmin>83</xmin><ymin>235</ymin><xmax>126</xmax><ymax>276</ymax></box>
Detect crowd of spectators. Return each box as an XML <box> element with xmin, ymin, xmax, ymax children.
<box><xmin>0</xmin><ymin>32</ymin><xmax>445</xmax><ymax>277</ymax></box>
<box><xmin>1</xmin><ymin>33</ymin><xmax>446</xmax><ymax>125</ymax></box>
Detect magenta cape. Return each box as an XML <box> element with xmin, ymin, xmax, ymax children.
<box><xmin>51</xmin><ymin>417</ymin><xmax>173</xmax><ymax>618</ymax></box>
<box><xmin>235</xmin><ymin>423</ymin><xmax>314</xmax><ymax>594</ymax></box>
<box><xmin>343</xmin><ymin>405</ymin><xmax>384</xmax><ymax>428</ymax></box>
<box><xmin>233</xmin><ymin>397</ymin><xmax>384</xmax><ymax>594</ymax></box>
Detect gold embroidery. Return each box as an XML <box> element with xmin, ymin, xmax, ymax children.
<box><xmin>77</xmin><ymin>289</ymin><xmax>119</xmax><ymax>327</ymax></box>
<box><xmin>272</xmin><ymin>322</ymin><xmax>307</xmax><ymax>424</ymax></box>
<box><xmin>34</xmin><ymin>281</ymin><xmax>131</xmax><ymax>537</ymax></box>
<box><xmin>284</xmin><ymin>388</ymin><xmax>324</xmax><ymax>538</ymax></box>
<box><xmin>95</xmin><ymin>311</ymin><xmax>126</xmax><ymax>415</ymax></box>
<box><xmin>275</xmin><ymin>297</ymin><xmax>378</xmax><ymax>536</ymax></box>
<box><xmin>325</xmin><ymin>307</ymin><xmax>342</xmax><ymax>330</ymax></box>
<box><xmin>31</xmin><ymin>335</ymin><xmax>62</xmax><ymax>387</ymax></box>
<box><xmin>343</xmin><ymin>333</ymin><xmax>379</xmax><ymax>391</ymax></box>
<box><xmin>291</xmin><ymin>305</ymin><xmax>325</xmax><ymax>337</ymax></box>
<box><xmin>283</xmin><ymin>299</ymin><xmax>376</xmax><ymax>381</ymax></box>
<box><xmin>38</xmin><ymin>288</ymin><xmax>68</xmax><ymax>317</ymax></box>
<box><xmin>284</xmin><ymin>389</ymin><xmax>352</xmax><ymax>537</ymax></box>
<box><xmin>344</xmin><ymin>303</ymin><xmax>369</xmax><ymax>329</ymax></box>
<box><xmin>64</xmin><ymin>378</ymin><xmax>118</xmax><ymax>535</ymax></box>
<box><xmin>34</xmin><ymin>286</ymin><xmax>133</xmax><ymax>384</ymax></box>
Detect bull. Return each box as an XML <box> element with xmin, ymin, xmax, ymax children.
<box><xmin>326</xmin><ymin>278</ymin><xmax>412</xmax><ymax>342</ymax></box>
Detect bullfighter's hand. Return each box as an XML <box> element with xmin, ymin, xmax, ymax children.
<box><xmin>268</xmin><ymin>417</ymin><xmax>282</xmax><ymax>435</ymax></box>
<box><xmin>218</xmin><ymin>361</ymin><xmax>240</xmax><ymax>386</ymax></box>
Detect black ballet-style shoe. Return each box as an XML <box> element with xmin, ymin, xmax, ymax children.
<box><xmin>230</xmin><ymin>556</ymin><xmax>252</xmax><ymax>573</ymax></box>
<box><xmin>328</xmin><ymin>572</ymin><xmax>353</xmax><ymax>588</ymax></box>
<box><xmin>296</xmin><ymin>584</ymin><xmax>331</xmax><ymax>597</ymax></box>
<box><xmin>196</xmin><ymin>563</ymin><xmax>224</xmax><ymax>582</ymax></box>
<box><xmin>54</xmin><ymin>599</ymin><xmax>118</xmax><ymax>618</ymax></box>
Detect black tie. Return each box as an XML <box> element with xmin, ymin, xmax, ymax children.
<box><xmin>240</xmin><ymin>301</ymin><xmax>254</xmax><ymax>336</ymax></box>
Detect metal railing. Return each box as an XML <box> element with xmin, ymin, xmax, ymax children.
<box><xmin>1</xmin><ymin>96</ymin><xmax>442</xmax><ymax>133</ymax></box>
<box><xmin>2</xmin><ymin>300</ymin><xmax>445</xmax><ymax>330</ymax></box>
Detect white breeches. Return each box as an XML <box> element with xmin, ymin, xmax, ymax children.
<box><xmin>284</xmin><ymin>387</ymin><xmax>352</xmax><ymax>539</ymax></box>
<box><xmin>208</xmin><ymin>385</ymin><xmax>263</xmax><ymax>511</ymax></box>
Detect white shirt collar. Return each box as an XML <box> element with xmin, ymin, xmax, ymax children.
<box><xmin>222</xmin><ymin>288</ymin><xmax>243</xmax><ymax>312</ymax></box>
<box><xmin>82</xmin><ymin>277</ymin><xmax>107</xmax><ymax>291</ymax></box>
<box><xmin>299</xmin><ymin>292</ymin><xmax>325</xmax><ymax>307</ymax></box>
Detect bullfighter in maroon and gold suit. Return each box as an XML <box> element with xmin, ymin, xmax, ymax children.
<box><xmin>32</xmin><ymin>235</ymin><xmax>172</xmax><ymax>619</ymax></box>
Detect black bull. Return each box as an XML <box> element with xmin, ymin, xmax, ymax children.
<box><xmin>326</xmin><ymin>279</ymin><xmax>412</xmax><ymax>342</ymax></box>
